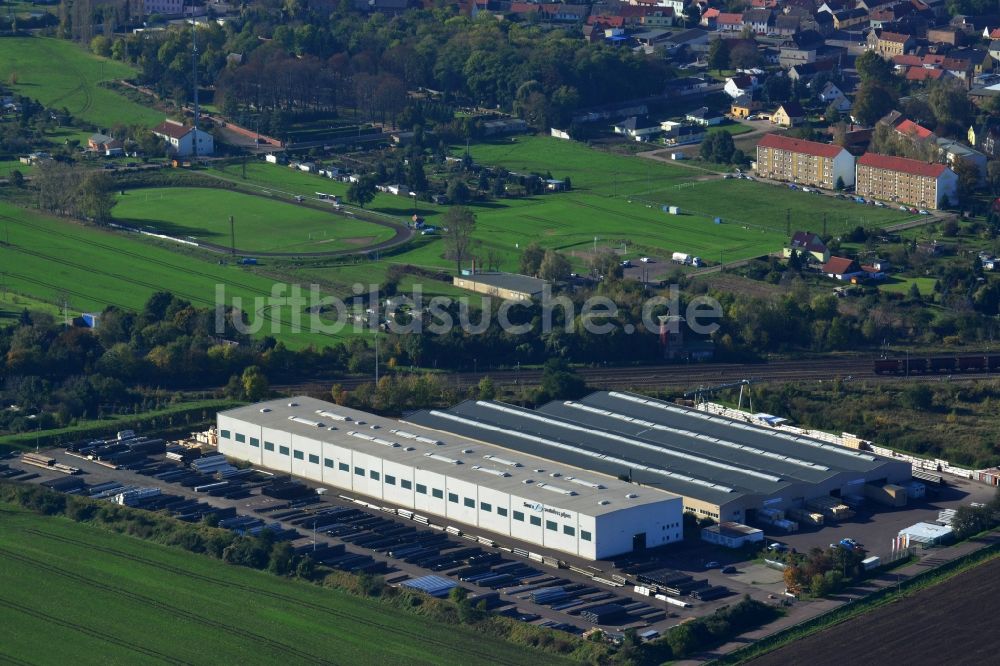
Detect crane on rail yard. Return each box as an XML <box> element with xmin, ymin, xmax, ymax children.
<box><xmin>683</xmin><ymin>378</ymin><xmax>756</xmax><ymax>412</ymax></box>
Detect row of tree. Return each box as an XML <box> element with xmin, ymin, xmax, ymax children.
<box><xmin>99</xmin><ymin>5</ymin><xmax>671</xmax><ymax>129</ymax></box>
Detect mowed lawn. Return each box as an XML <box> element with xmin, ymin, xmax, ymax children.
<box><xmin>114</xmin><ymin>188</ymin><xmax>395</xmax><ymax>253</ymax></box>
<box><xmin>0</xmin><ymin>506</ymin><xmax>563</xmax><ymax>666</ymax></box>
<box><xmin>0</xmin><ymin>201</ymin><xmax>360</xmax><ymax>347</ymax></box>
<box><xmin>0</xmin><ymin>36</ymin><xmax>162</xmax><ymax>127</ymax></box>
<box><xmin>466</xmin><ymin>136</ymin><xmax>918</xmax><ymax>264</ymax></box>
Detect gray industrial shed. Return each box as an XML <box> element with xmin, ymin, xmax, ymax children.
<box><xmin>405</xmin><ymin>391</ymin><xmax>912</xmax><ymax>524</ymax></box>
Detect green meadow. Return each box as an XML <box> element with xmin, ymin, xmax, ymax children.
<box><xmin>0</xmin><ymin>36</ymin><xmax>163</xmax><ymax>127</ymax></box>
<box><xmin>114</xmin><ymin>187</ymin><xmax>395</xmax><ymax>253</ymax></box>
<box><xmin>0</xmin><ymin>505</ymin><xmax>564</xmax><ymax>666</ymax></box>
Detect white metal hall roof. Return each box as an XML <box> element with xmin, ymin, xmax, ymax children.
<box><xmin>219</xmin><ymin>397</ymin><xmax>679</xmax><ymax>516</ymax></box>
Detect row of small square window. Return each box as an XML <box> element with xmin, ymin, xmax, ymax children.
<box><xmin>224</xmin><ymin>430</ymin><xmax>592</xmax><ymax>541</ymax></box>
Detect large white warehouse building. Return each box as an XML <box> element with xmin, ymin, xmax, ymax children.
<box><xmin>217</xmin><ymin>396</ymin><xmax>685</xmax><ymax>559</ymax></box>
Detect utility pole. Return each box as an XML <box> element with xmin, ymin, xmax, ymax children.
<box><xmin>372</xmin><ymin>298</ymin><xmax>380</xmax><ymax>385</ymax></box>
<box><xmin>230</xmin><ymin>216</ymin><xmax>236</xmax><ymax>256</ymax></box>
<box><xmin>191</xmin><ymin>22</ymin><xmax>200</xmax><ymax>159</ymax></box>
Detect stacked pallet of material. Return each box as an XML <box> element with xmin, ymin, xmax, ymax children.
<box><xmin>581</xmin><ymin>604</ymin><xmax>627</xmax><ymax>625</ymax></box>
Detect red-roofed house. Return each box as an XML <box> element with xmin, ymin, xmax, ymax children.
<box><xmin>587</xmin><ymin>14</ymin><xmax>625</xmax><ymax>27</ymax></box>
<box><xmin>855</xmin><ymin>153</ymin><xmax>958</xmax><ymax>209</ymax></box>
<box><xmin>821</xmin><ymin>256</ymin><xmax>864</xmax><ymax>280</ymax></box>
<box><xmin>895</xmin><ymin>119</ymin><xmax>935</xmax><ymax>140</ymax></box>
<box><xmin>755</xmin><ymin>133</ymin><xmax>856</xmax><ymax>189</ymax></box>
<box><xmin>716</xmin><ymin>12</ymin><xmax>744</xmax><ymax>30</ymax></box>
<box><xmin>508</xmin><ymin>2</ymin><xmax>539</xmax><ymax>16</ymax></box>
<box><xmin>784</xmin><ymin>231</ymin><xmax>831</xmax><ymax>263</ymax></box>
<box><xmin>151</xmin><ymin>119</ymin><xmax>214</xmax><ymax>157</ymax></box>
<box><xmin>905</xmin><ymin>68</ymin><xmax>952</xmax><ymax>82</ymax></box>
<box><xmin>701</xmin><ymin>7</ymin><xmax>720</xmax><ymax>27</ymax></box>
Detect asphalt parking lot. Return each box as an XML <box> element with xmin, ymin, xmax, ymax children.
<box><xmin>6</xmin><ymin>448</ymin><xmax>996</xmax><ymax>640</ymax></box>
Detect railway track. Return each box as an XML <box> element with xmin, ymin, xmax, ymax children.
<box><xmin>275</xmin><ymin>357</ymin><xmax>1000</xmax><ymax>394</ymax></box>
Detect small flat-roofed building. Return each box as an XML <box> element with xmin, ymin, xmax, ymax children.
<box><xmin>702</xmin><ymin>521</ymin><xmax>765</xmax><ymax>548</ymax></box>
<box><xmin>899</xmin><ymin>521</ymin><xmax>954</xmax><ymax>546</ymax></box>
<box><xmin>452</xmin><ymin>272</ymin><xmax>548</xmax><ymax>301</ymax></box>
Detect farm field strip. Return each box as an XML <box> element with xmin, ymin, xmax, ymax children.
<box><xmin>0</xmin><ymin>508</ymin><xmax>562</xmax><ymax>666</ymax></box>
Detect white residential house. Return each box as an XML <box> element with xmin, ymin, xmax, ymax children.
<box><xmin>818</xmin><ymin>81</ymin><xmax>852</xmax><ymax>113</ymax></box>
<box><xmin>685</xmin><ymin>106</ymin><xmax>724</xmax><ymax>126</ymax></box>
<box><xmin>613</xmin><ymin>116</ymin><xmax>661</xmax><ymax>142</ymax></box>
<box><xmin>151</xmin><ymin>119</ymin><xmax>214</xmax><ymax>157</ymax></box>
<box><xmin>724</xmin><ymin>74</ymin><xmax>758</xmax><ymax>99</ymax></box>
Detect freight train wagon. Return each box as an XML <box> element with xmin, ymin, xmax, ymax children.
<box><xmin>873</xmin><ymin>355</ymin><xmax>1000</xmax><ymax>374</ymax></box>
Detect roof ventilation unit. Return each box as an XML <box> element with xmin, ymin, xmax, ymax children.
<box><xmin>288</xmin><ymin>402</ymin><xmax>298</xmax><ymax>407</ymax></box>
<box><xmin>403</xmin><ymin>446</ymin><xmax>416</xmax><ymax>452</ymax></box>
<box><xmin>423</xmin><ymin>453</ymin><xmax>461</xmax><ymax>465</ymax></box>
<box><xmin>483</xmin><ymin>455</ymin><xmax>521</xmax><ymax>468</ymax></box>
<box><xmin>625</xmin><ymin>493</ymin><xmax>639</xmax><ymax>499</ymax></box>
<box><xmin>259</xmin><ymin>408</ymin><xmax>271</xmax><ymax>413</ymax></box>
<box><xmin>567</xmin><ymin>477</ymin><xmax>605</xmax><ymax>490</ymax></box>
<box><xmin>472</xmin><ymin>465</ymin><xmax>510</xmax><ymax>478</ymax></box>
<box><xmin>522</xmin><ymin>479</ymin><xmax>534</xmax><ymax>484</ymax></box>
<box><xmin>597</xmin><ymin>500</ymin><xmax>611</xmax><ymax>506</ymax></box>
<box><xmin>462</xmin><ymin>448</ymin><xmax>473</xmax><ymax>454</ymax></box>
<box><xmin>537</xmin><ymin>483</ymin><xmax>576</xmax><ymax>496</ymax></box>
<box><xmin>288</xmin><ymin>416</ymin><xmax>324</xmax><ymax>427</ymax></box>
<box><xmin>315</xmin><ymin>410</ymin><xmax>350</xmax><ymax>421</ymax></box>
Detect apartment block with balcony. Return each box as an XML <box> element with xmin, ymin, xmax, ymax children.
<box><xmin>855</xmin><ymin>153</ymin><xmax>958</xmax><ymax>209</ymax></box>
<box><xmin>755</xmin><ymin>133</ymin><xmax>856</xmax><ymax>189</ymax></box>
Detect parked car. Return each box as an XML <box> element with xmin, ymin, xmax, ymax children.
<box><xmin>640</xmin><ymin>257</ymin><xmax>652</xmax><ymax>263</ymax></box>
<box><xmin>722</xmin><ymin>565</ymin><xmax>738</xmax><ymax>574</ymax></box>
<box><xmin>767</xmin><ymin>542</ymin><xmax>788</xmax><ymax>552</ymax></box>
<box><xmin>919</xmin><ymin>209</ymin><xmax>930</xmax><ymax>215</ymax></box>
<box><xmin>705</xmin><ymin>561</ymin><xmax>720</xmax><ymax>569</ymax></box>
<box><xmin>899</xmin><ymin>205</ymin><xmax>908</xmax><ymax>211</ymax></box>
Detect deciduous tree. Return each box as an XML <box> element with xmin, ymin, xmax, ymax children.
<box><xmin>443</xmin><ymin>206</ymin><xmax>476</xmax><ymax>273</ymax></box>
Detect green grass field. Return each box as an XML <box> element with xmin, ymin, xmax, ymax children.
<box><xmin>880</xmin><ymin>276</ymin><xmax>937</xmax><ymax>296</ymax></box>
<box><xmin>0</xmin><ymin>201</ymin><xmax>365</xmax><ymax>347</ymax></box>
<box><xmin>0</xmin><ymin>36</ymin><xmax>162</xmax><ymax>127</ymax></box>
<box><xmin>0</xmin><ymin>505</ymin><xmax>562</xmax><ymax>665</ymax></box>
<box><xmin>114</xmin><ymin>187</ymin><xmax>396</xmax><ymax>253</ymax></box>
<box><xmin>464</xmin><ymin>136</ymin><xmax>917</xmax><ymax>264</ymax></box>
<box><xmin>214</xmin><ymin>162</ymin><xmax>445</xmax><ymax>223</ymax></box>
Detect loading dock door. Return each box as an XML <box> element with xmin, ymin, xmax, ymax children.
<box><xmin>632</xmin><ymin>532</ymin><xmax>647</xmax><ymax>552</ymax></box>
